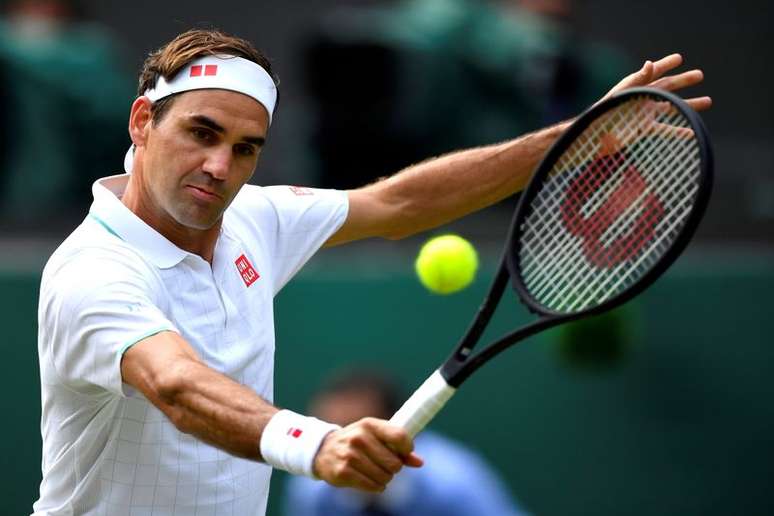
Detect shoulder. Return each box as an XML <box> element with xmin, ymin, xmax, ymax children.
<box><xmin>42</xmin><ymin>216</ymin><xmax>162</xmax><ymax>305</ymax></box>
<box><xmin>230</xmin><ymin>184</ymin><xmax>347</xmax><ymax>213</ymax></box>
<box><xmin>226</xmin><ymin>184</ymin><xmax>349</xmax><ymax>236</ymax></box>
<box><xmin>229</xmin><ymin>183</ymin><xmax>272</xmax><ymax>210</ymax></box>
<box><xmin>225</xmin><ymin>184</ymin><xmax>278</xmax><ymax>230</ymax></box>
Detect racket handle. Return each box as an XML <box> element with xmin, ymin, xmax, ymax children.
<box><xmin>389</xmin><ymin>370</ymin><xmax>456</xmax><ymax>438</ymax></box>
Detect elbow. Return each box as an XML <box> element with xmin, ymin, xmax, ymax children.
<box><xmin>382</xmin><ymin>211</ymin><xmax>430</xmax><ymax>240</ymax></box>
<box><xmin>382</xmin><ymin>225</ymin><xmax>414</xmax><ymax>241</ymax></box>
<box><xmin>147</xmin><ymin>361</ymin><xmax>195</xmax><ymax>430</ymax></box>
<box><xmin>379</xmin><ymin>201</ymin><xmax>423</xmax><ymax>241</ymax></box>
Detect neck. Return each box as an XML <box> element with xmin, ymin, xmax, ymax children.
<box><xmin>122</xmin><ymin>173</ymin><xmax>220</xmax><ymax>264</ymax></box>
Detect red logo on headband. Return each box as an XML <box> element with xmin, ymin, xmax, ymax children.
<box><xmin>190</xmin><ymin>65</ymin><xmax>218</xmax><ymax>77</ymax></box>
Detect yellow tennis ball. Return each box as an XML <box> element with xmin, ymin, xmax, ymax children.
<box><xmin>415</xmin><ymin>234</ymin><xmax>478</xmax><ymax>294</ymax></box>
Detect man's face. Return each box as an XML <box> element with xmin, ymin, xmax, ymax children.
<box><xmin>311</xmin><ymin>390</ymin><xmax>388</xmax><ymax>426</ymax></box>
<box><xmin>140</xmin><ymin>89</ymin><xmax>269</xmax><ymax>230</ymax></box>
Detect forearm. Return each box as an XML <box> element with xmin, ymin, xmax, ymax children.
<box><xmin>140</xmin><ymin>357</ymin><xmax>277</xmax><ymax>461</ymax></box>
<box><xmin>370</xmin><ymin>120</ymin><xmax>571</xmax><ymax>239</ymax></box>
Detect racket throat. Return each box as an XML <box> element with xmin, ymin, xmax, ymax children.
<box><xmin>441</xmin><ymin>315</ymin><xmax>562</xmax><ymax>387</ymax></box>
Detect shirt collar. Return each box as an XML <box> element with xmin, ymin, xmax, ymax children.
<box><xmin>89</xmin><ymin>174</ymin><xmax>189</xmax><ymax>269</ymax></box>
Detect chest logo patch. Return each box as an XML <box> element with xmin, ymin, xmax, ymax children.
<box><xmin>235</xmin><ymin>254</ymin><xmax>260</xmax><ymax>287</ymax></box>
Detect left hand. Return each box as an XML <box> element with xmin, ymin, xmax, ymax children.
<box><xmin>599</xmin><ymin>53</ymin><xmax>712</xmax><ymax>112</ymax></box>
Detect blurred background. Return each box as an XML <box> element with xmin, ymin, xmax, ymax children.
<box><xmin>1</xmin><ymin>0</ymin><xmax>772</xmax><ymax>514</ymax></box>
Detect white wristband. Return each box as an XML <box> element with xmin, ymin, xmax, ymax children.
<box><xmin>259</xmin><ymin>409</ymin><xmax>340</xmax><ymax>478</ymax></box>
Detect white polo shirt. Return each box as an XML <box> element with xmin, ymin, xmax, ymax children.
<box><xmin>34</xmin><ymin>175</ymin><xmax>348</xmax><ymax>516</ymax></box>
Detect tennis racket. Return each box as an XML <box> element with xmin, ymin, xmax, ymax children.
<box><xmin>389</xmin><ymin>87</ymin><xmax>713</xmax><ymax>437</ymax></box>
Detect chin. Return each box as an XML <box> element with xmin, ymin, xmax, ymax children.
<box><xmin>174</xmin><ymin>210</ymin><xmax>222</xmax><ymax>231</ymax></box>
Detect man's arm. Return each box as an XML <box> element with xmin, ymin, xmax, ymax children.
<box><xmin>327</xmin><ymin>54</ymin><xmax>712</xmax><ymax>246</ymax></box>
<box><xmin>328</xmin><ymin>122</ymin><xmax>570</xmax><ymax>245</ymax></box>
<box><xmin>121</xmin><ymin>331</ymin><xmax>420</xmax><ymax>491</ymax></box>
<box><xmin>121</xmin><ymin>331</ymin><xmax>275</xmax><ymax>459</ymax></box>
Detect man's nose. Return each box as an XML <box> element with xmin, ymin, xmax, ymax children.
<box><xmin>202</xmin><ymin>146</ymin><xmax>232</xmax><ymax>180</ymax></box>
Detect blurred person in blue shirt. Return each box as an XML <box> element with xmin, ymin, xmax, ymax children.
<box><xmin>283</xmin><ymin>367</ymin><xmax>529</xmax><ymax>516</ymax></box>
<box><xmin>0</xmin><ymin>0</ymin><xmax>134</xmax><ymax>230</ymax></box>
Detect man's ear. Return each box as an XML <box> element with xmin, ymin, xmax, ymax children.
<box><xmin>128</xmin><ymin>97</ymin><xmax>154</xmax><ymax>148</ymax></box>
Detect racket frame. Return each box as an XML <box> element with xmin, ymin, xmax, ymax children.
<box><xmin>440</xmin><ymin>87</ymin><xmax>714</xmax><ymax>388</ymax></box>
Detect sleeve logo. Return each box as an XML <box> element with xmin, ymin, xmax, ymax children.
<box><xmin>289</xmin><ymin>186</ymin><xmax>313</xmax><ymax>196</ymax></box>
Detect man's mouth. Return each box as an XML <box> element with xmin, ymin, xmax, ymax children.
<box><xmin>186</xmin><ymin>185</ymin><xmax>223</xmax><ymax>202</ymax></box>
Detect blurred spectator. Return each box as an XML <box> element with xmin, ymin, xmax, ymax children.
<box><xmin>0</xmin><ymin>0</ymin><xmax>134</xmax><ymax>231</ymax></box>
<box><xmin>0</xmin><ymin>53</ymin><xmax>9</xmax><ymax>176</ymax></box>
<box><xmin>283</xmin><ymin>367</ymin><xmax>530</xmax><ymax>516</ymax></box>
<box><xmin>301</xmin><ymin>0</ymin><xmax>632</xmax><ymax>189</ymax></box>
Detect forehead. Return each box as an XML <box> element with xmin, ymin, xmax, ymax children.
<box><xmin>164</xmin><ymin>89</ymin><xmax>270</xmax><ymax>133</ymax></box>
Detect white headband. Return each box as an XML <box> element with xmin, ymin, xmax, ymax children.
<box><xmin>124</xmin><ymin>54</ymin><xmax>277</xmax><ymax>173</ymax></box>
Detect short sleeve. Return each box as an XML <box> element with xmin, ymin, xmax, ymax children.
<box><xmin>230</xmin><ymin>185</ymin><xmax>349</xmax><ymax>294</ymax></box>
<box><xmin>39</xmin><ymin>248</ymin><xmax>177</xmax><ymax>397</ymax></box>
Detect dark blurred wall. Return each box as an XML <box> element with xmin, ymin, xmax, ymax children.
<box><xmin>77</xmin><ymin>0</ymin><xmax>773</xmax><ymax>244</ymax></box>
<box><xmin>574</xmin><ymin>0</ymin><xmax>774</xmax><ymax>244</ymax></box>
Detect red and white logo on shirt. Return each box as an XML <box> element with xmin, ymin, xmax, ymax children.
<box><xmin>289</xmin><ymin>186</ymin><xmax>313</xmax><ymax>196</ymax></box>
<box><xmin>235</xmin><ymin>254</ymin><xmax>259</xmax><ymax>287</ymax></box>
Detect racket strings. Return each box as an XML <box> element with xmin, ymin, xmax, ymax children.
<box><xmin>523</xmin><ymin>105</ymin><xmax>689</xmax><ymax>293</ymax></box>
<box><xmin>527</xmin><ymin>121</ymin><xmax>698</xmax><ymax>311</ymax></box>
<box><xmin>535</xmin><ymin>102</ymin><xmax>683</xmax><ymax>226</ymax></box>
<box><xmin>567</xmin><ymin>120</ymin><xmax>697</xmax><ymax>261</ymax></box>
<box><xmin>529</xmin><ymin>104</ymin><xmax>646</xmax><ymax>234</ymax></box>
<box><xmin>518</xmin><ymin>95</ymin><xmax>701</xmax><ymax>313</ymax></box>
<box><xmin>526</xmin><ymin>108</ymin><xmax>697</xmax><ymax>310</ymax></box>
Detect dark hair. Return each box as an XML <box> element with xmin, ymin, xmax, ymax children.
<box><xmin>320</xmin><ymin>368</ymin><xmax>404</xmax><ymax>416</ymax></box>
<box><xmin>137</xmin><ymin>29</ymin><xmax>279</xmax><ymax>124</ymax></box>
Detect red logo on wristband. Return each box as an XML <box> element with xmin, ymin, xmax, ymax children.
<box><xmin>287</xmin><ymin>427</ymin><xmax>303</xmax><ymax>438</ymax></box>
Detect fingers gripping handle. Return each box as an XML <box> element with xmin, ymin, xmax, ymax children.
<box><xmin>389</xmin><ymin>370</ymin><xmax>456</xmax><ymax>438</ymax></box>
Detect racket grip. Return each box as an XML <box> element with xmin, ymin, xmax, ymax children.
<box><xmin>388</xmin><ymin>370</ymin><xmax>456</xmax><ymax>438</ymax></box>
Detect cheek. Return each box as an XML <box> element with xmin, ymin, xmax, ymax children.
<box><xmin>230</xmin><ymin>159</ymin><xmax>256</xmax><ymax>185</ymax></box>
<box><xmin>155</xmin><ymin>138</ymin><xmax>201</xmax><ymax>179</ymax></box>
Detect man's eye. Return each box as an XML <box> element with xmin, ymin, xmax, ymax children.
<box><xmin>192</xmin><ymin>128</ymin><xmax>213</xmax><ymax>141</ymax></box>
<box><xmin>235</xmin><ymin>144</ymin><xmax>256</xmax><ymax>157</ymax></box>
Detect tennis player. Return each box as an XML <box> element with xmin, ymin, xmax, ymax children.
<box><xmin>33</xmin><ymin>29</ymin><xmax>710</xmax><ymax>515</ymax></box>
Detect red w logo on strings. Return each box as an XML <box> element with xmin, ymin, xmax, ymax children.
<box><xmin>561</xmin><ymin>149</ymin><xmax>664</xmax><ymax>268</ymax></box>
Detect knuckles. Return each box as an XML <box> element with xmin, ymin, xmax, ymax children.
<box><xmin>348</xmin><ymin>431</ymin><xmax>367</xmax><ymax>448</ymax></box>
<box><xmin>333</xmin><ymin>463</ymin><xmax>351</xmax><ymax>481</ymax></box>
<box><xmin>385</xmin><ymin>458</ymin><xmax>402</xmax><ymax>474</ymax></box>
<box><xmin>317</xmin><ymin>419</ymin><xmax>412</xmax><ymax>491</ymax></box>
<box><xmin>340</xmin><ymin>450</ymin><xmax>358</xmax><ymax>468</ymax></box>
